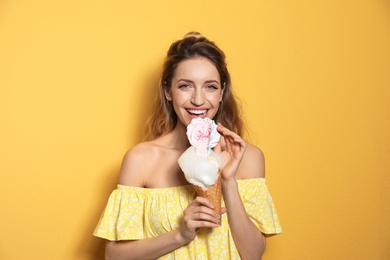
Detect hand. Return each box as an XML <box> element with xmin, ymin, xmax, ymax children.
<box><xmin>214</xmin><ymin>123</ymin><xmax>247</xmax><ymax>181</ymax></box>
<box><xmin>179</xmin><ymin>196</ymin><xmax>222</xmax><ymax>242</ymax></box>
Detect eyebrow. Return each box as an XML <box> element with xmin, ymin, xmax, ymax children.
<box><xmin>176</xmin><ymin>79</ymin><xmax>220</xmax><ymax>85</ymax></box>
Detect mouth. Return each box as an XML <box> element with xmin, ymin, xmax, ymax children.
<box><xmin>186</xmin><ymin>109</ymin><xmax>208</xmax><ymax>117</ymax></box>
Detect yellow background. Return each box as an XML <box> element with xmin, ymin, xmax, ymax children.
<box><xmin>1</xmin><ymin>1</ymin><xmax>389</xmax><ymax>259</ymax></box>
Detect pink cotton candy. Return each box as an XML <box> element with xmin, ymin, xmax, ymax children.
<box><xmin>186</xmin><ymin>118</ymin><xmax>220</xmax><ymax>156</ymax></box>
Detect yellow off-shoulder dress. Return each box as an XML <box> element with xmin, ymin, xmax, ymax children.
<box><xmin>94</xmin><ymin>178</ymin><xmax>282</xmax><ymax>259</ymax></box>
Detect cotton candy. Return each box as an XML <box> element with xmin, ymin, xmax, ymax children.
<box><xmin>178</xmin><ymin>146</ymin><xmax>222</xmax><ymax>190</ymax></box>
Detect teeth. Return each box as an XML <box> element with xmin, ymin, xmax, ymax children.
<box><xmin>187</xmin><ymin>109</ymin><xmax>207</xmax><ymax>115</ymax></box>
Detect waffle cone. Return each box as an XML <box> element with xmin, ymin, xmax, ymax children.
<box><xmin>194</xmin><ymin>175</ymin><xmax>222</xmax><ymax>216</ymax></box>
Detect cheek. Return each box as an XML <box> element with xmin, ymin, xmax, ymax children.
<box><xmin>207</xmin><ymin>93</ymin><xmax>222</xmax><ymax>104</ymax></box>
<box><xmin>172</xmin><ymin>91</ymin><xmax>191</xmax><ymax>103</ymax></box>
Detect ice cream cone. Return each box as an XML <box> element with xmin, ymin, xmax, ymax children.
<box><xmin>194</xmin><ymin>175</ymin><xmax>222</xmax><ymax>216</ymax></box>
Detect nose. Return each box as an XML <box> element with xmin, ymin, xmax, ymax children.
<box><xmin>191</xmin><ymin>88</ymin><xmax>205</xmax><ymax>106</ymax></box>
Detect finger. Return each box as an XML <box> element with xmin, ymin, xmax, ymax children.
<box><xmin>190</xmin><ymin>220</ymin><xmax>220</xmax><ymax>230</ymax></box>
<box><xmin>224</xmin><ymin>129</ymin><xmax>242</xmax><ymax>142</ymax></box>
<box><xmin>222</xmin><ymin>131</ymin><xmax>246</xmax><ymax>151</ymax></box>
<box><xmin>185</xmin><ymin>205</ymin><xmax>221</xmax><ymax>225</ymax></box>
<box><xmin>232</xmin><ymin>136</ymin><xmax>246</xmax><ymax>149</ymax></box>
<box><xmin>192</xmin><ymin>196</ymin><xmax>215</xmax><ymax>209</ymax></box>
<box><xmin>225</xmin><ymin>136</ymin><xmax>232</xmax><ymax>152</ymax></box>
<box><xmin>191</xmin><ymin>197</ymin><xmax>221</xmax><ymax>218</ymax></box>
<box><xmin>184</xmin><ymin>218</ymin><xmax>218</xmax><ymax>233</ymax></box>
<box><xmin>217</xmin><ymin>123</ymin><xmax>228</xmax><ymax>134</ymax></box>
<box><xmin>217</xmin><ymin>123</ymin><xmax>243</xmax><ymax>141</ymax></box>
<box><xmin>192</xmin><ymin>210</ymin><xmax>221</xmax><ymax>224</ymax></box>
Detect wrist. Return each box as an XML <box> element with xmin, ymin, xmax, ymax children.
<box><xmin>174</xmin><ymin>229</ymin><xmax>191</xmax><ymax>247</ymax></box>
<box><xmin>221</xmin><ymin>177</ymin><xmax>238</xmax><ymax>188</ymax></box>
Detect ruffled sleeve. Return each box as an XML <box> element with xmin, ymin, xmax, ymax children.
<box><xmin>93</xmin><ymin>185</ymin><xmax>147</xmax><ymax>241</ymax></box>
<box><xmin>238</xmin><ymin>178</ymin><xmax>282</xmax><ymax>235</ymax></box>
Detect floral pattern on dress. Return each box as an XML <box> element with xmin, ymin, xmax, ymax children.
<box><xmin>94</xmin><ymin>178</ymin><xmax>282</xmax><ymax>259</ymax></box>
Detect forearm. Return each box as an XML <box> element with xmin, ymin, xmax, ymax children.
<box><xmin>222</xmin><ymin>179</ymin><xmax>265</xmax><ymax>260</ymax></box>
<box><xmin>105</xmin><ymin>229</ymin><xmax>189</xmax><ymax>260</ymax></box>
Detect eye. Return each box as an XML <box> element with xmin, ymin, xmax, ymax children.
<box><xmin>206</xmin><ymin>85</ymin><xmax>219</xmax><ymax>90</ymax></box>
<box><xmin>178</xmin><ymin>84</ymin><xmax>191</xmax><ymax>89</ymax></box>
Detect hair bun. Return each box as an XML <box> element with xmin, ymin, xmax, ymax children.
<box><xmin>183</xmin><ymin>31</ymin><xmax>204</xmax><ymax>39</ymax></box>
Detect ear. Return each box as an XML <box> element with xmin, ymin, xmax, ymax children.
<box><xmin>163</xmin><ymin>83</ymin><xmax>172</xmax><ymax>101</ymax></box>
<box><xmin>220</xmin><ymin>83</ymin><xmax>226</xmax><ymax>101</ymax></box>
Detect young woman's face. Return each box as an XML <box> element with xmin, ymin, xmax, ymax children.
<box><xmin>166</xmin><ymin>57</ymin><xmax>224</xmax><ymax>128</ymax></box>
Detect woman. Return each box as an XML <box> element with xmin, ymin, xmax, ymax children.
<box><xmin>94</xmin><ymin>32</ymin><xmax>281</xmax><ymax>259</ymax></box>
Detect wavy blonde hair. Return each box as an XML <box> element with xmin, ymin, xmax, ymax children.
<box><xmin>143</xmin><ymin>32</ymin><xmax>244</xmax><ymax>141</ymax></box>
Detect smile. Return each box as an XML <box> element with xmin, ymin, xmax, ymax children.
<box><xmin>186</xmin><ymin>109</ymin><xmax>208</xmax><ymax>117</ymax></box>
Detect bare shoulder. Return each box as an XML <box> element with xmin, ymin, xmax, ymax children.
<box><xmin>237</xmin><ymin>142</ymin><xmax>265</xmax><ymax>179</ymax></box>
<box><xmin>118</xmin><ymin>141</ymin><xmax>161</xmax><ymax>187</ymax></box>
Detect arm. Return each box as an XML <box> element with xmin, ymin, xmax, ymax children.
<box><xmin>222</xmin><ymin>179</ymin><xmax>266</xmax><ymax>260</ymax></box>
<box><xmin>105</xmin><ymin>143</ymin><xmax>220</xmax><ymax>260</ymax></box>
<box><xmin>105</xmin><ymin>230</ymin><xmax>188</xmax><ymax>260</ymax></box>
<box><xmin>216</xmin><ymin>124</ymin><xmax>266</xmax><ymax>260</ymax></box>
